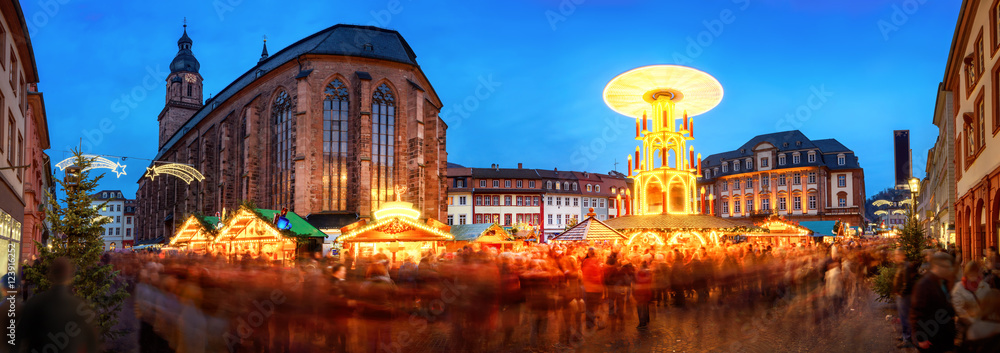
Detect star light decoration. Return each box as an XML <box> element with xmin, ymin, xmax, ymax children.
<box><xmin>144</xmin><ymin>163</ymin><xmax>206</xmax><ymax>184</ymax></box>
<box><xmin>55</xmin><ymin>155</ymin><xmax>128</xmax><ymax>178</ymax></box>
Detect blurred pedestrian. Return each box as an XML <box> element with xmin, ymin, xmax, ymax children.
<box><xmin>962</xmin><ymin>289</ymin><xmax>1000</xmax><ymax>353</ymax></box>
<box><xmin>892</xmin><ymin>249</ymin><xmax>919</xmax><ymax>348</ymax></box>
<box><xmin>18</xmin><ymin>257</ymin><xmax>99</xmax><ymax>353</ymax></box>
<box><xmin>910</xmin><ymin>252</ymin><xmax>957</xmax><ymax>353</ymax></box>
<box><xmin>634</xmin><ymin>260</ymin><xmax>653</xmax><ymax>329</ymax></box>
<box><xmin>359</xmin><ymin>263</ymin><xmax>396</xmax><ymax>353</ymax></box>
<box><xmin>952</xmin><ymin>261</ymin><xmax>991</xmax><ymax>348</ymax></box>
<box><xmin>582</xmin><ymin>247</ymin><xmax>604</xmax><ymax>330</ymax></box>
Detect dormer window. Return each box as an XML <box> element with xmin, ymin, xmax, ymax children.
<box><xmin>610</xmin><ymin>187</ymin><xmax>616</xmax><ymax>193</ymax></box>
<box><xmin>795</xmin><ymin>141</ymin><xmax>801</xmax><ymax>146</ymax></box>
<box><xmin>837</xmin><ymin>153</ymin><xmax>846</xmax><ymax>166</ymax></box>
<box><xmin>596</xmin><ymin>185</ymin><xmax>601</xmax><ymax>192</ymax></box>
<box><xmin>573</xmin><ymin>182</ymin><xmax>578</xmax><ymax>191</ymax></box>
<box><xmin>740</xmin><ymin>148</ymin><xmax>746</xmax><ymax>154</ymax></box>
<box><xmin>746</xmin><ymin>158</ymin><xmax>753</xmax><ymax>170</ymax></box>
<box><xmin>722</xmin><ymin>163</ymin><xmax>728</xmax><ymax>173</ymax></box>
<box><xmin>807</xmin><ymin>151</ymin><xmax>816</xmax><ymax>163</ymax></box>
<box><xmin>778</xmin><ymin>154</ymin><xmax>786</xmax><ymax>166</ymax></box>
<box><xmin>734</xmin><ymin>161</ymin><xmax>740</xmax><ymax>172</ymax></box>
<box><xmin>792</xmin><ymin>153</ymin><xmax>801</xmax><ymax>164</ymax></box>
<box><xmin>587</xmin><ymin>184</ymin><xmax>593</xmax><ymax>192</ymax></box>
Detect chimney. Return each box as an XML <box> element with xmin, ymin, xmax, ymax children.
<box><xmin>554</xmin><ymin>167</ymin><xmax>558</xmax><ymax>174</ymax></box>
<box><xmin>518</xmin><ymin>163</ymin><xmax>523</xmax><ymax>169</ymax></box>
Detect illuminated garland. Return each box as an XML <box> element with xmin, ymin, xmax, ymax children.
<box><xmin>874</xmin><ymin>210</ymin><xmax>889</xmax><ymax>216</ymax></box>
<box><xmin>55</xmin><ymin>154</ymin><xmax>127</xmax><ymax>178</ymax></box>
<box><xmin>145</xmin><ymin>163</ymin><xmax>205</xmax><ymax>183</ymax></box>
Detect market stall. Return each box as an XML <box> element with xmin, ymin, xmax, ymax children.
<box><xmin>338</xmin><ymin>190</ymin><xmax>453</xmax><ymax>261</ymax></box>
<box><xmin>167</xmin><ymin>214</ymin><xmax>220</xmax><ymax>253</ymax></box>
<box><xmin>753</xmin><ymin>216</ymin><xmax>815</xmax><ymax>247</ymax></box>
<box><xmin>210</xmin><ymin>206</ymin><xmax>326</xmax><ymax>261</ymax></box>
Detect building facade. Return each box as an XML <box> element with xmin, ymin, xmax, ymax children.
<box><xmin>445</xmin><ymin>164</ymin><xmax>630</xmax><ymax>239</ymax></box>
<box><xmin>946</xmin><ymin>0</ymin><xmax>1000</xmax><ymax>261</ymax></box>
<box><xmin>92</xmin><ymin>190</ymin><xmax>134</xmax><ymax>251</ymax></box>
<box><xmin>698</xmin><ymin>130</ymin><xmax>866</xmax><ymax>226</ymax></box>
<box><xmin>136</xmin><ymin>24</ymin><xmax>448</xmax><ymax>242</ymax></box>
<box><xmin>918</xmin><ymin>85</ymin><xmax>957</xmax><ymax>245</ymax></box>
<box><xmin>0</xmin><ymin>0</ymin><xmax>45</xmax><ymax>266</ymax></box>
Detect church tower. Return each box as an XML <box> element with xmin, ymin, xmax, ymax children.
<box><xmin>158</xmin><ymin>23</ymin><xmax>203</xmax><ymax>148</ymax></box>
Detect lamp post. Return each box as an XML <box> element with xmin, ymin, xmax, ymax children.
<box><xmin>908</xmin><ymin>177</ymin><xmax>921</xmax><ymax>216</ymax></box>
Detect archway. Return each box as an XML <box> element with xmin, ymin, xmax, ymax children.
<box><xmin>645</xmin><ymin>177</ymin><xmax>665</xmax><ymax>214</ymax></box>
<box><xmin>628</xmin><ymin>232</ymin><xmax>665</xmax><ymax>249</ymax></box>
<box><xmin>992</xmin><ymin>189</ymin><xmax>1000</xmax><ymax>251</ymax></box>
<box><xmin>964</xmin><ymin>205</ymin><xmax>973</xmax><ymax>261</ymax></box>
<box><xmin>976</xmin><ymin>199</ymin><xmax>987</xmax><ymax>259</ymax></box>
<box><xmin>667</xmin><ymin>175</ymin><xmax>686</xmax><ymax>214</ymax></box>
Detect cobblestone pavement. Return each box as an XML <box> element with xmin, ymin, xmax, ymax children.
<box><xmin>113</xmin><ymin>287</ymin><xmax>901</xmax><ymax>353</ymax></box>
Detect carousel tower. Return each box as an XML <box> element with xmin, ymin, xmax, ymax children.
<box><xmin>603</xmin><ymin>65</ymin><xmax>723</xmax><ymax>216</ymax></box>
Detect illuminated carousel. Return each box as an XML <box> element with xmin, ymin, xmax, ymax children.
<box><xmin>338</xmin><ymin>186</ymin><xmax>453</xmax><ymax>261</ymax></box>
<box><xmin>601</xmin><ymin>65</ymin><xmax>752</xmax><ymax>249</ymax></box>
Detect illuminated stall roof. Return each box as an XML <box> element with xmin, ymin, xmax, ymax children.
<box><xmin>756</xmin><ymin>217</ymin><xmax>811</xmax><ymax>235</ymax></box>
<box><xmin>213</xmin><ymin>206</ymin><xmax>325</xmax><ymax>244</ymax></box>
<box><xmin>449</xmin><ymin>223</ymin><xmax>514</xmax><ymax>243</ymax></box>
<box><xmin>169</xmin><ymin>214</ymin><xmax>219</xmax><ymax>246</ymax></box>
<box><xmin>552</xmin><ymin>215</ymin><xmax>627</xmax><ymax>242</ymax></box>
<box><xmin>338</xmin><ymin>197</ymin><xmax>452</xmax><ymax>243</ymax></box>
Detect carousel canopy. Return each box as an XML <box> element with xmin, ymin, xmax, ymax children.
<box><xmin>603</xmin><ymin>214</ymin><xmax>752</xmax><ymax>231</ymax></box>
<box><xmin>799</xmin><ymin>221</ymin><xmax>838</xmax><ymax>237</ymax></box>
<box><xmin>552</xmin><ymin>216</ymin><xmax>627</xmax><ymax>242</ymax></box>
<box><xmin>449</xmin><ymin>223</ymin><xmax>513</xmax><ymax>242</ymax></box>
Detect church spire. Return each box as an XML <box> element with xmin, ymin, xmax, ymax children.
<box><xmin>171</xmin><ymin>18</ymin><xmax>200</xmax><ymax>73</ymax></box>
<box><xmin>259</xmin><ymin>35</ymin><xmax>269</xmax><ymax>64</ymax></box>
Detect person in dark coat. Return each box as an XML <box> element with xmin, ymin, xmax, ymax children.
<box><xmin>634</xmin><ymin>261</ymin><xmax>654</xmax><ymax>329</ymax></box>
<box><xmin>18</xmin><ymin>257</ymin><xmax>99</xmax><ymax>353</ymax></box>
<box><xmin>892</xmin><ymin>249</ymin><xmax>919</xmax><ymax>348</ymax></box>
<box><xmin>910</xmin><ymin>252</ymin><xmax>957</xmax><ymax>353</ymax></box>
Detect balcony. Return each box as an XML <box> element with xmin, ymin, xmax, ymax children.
<box><xmin>822</xmin><ymin>206</ymin><xmax>861</xmax><ymax>215</ymax></box>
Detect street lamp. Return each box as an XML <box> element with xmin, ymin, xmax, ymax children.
<box><xmin>908</xmin><ymin>177</ymin><xmax>920</xmax><ymax>215</ymax></box>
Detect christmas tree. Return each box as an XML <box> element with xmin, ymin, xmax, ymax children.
<box><xmin>898</xmin><ymin>210</ymin><xmax>927</xmax><ymax>263</ymax></box>
<box><xmin>22</xmin><ymin>151</ymin><xmax>130</xmax><ymax>341</ymax></box>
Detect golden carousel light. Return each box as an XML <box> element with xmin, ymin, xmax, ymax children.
<box><xmin>603</xmin><ymin>65</ymin><xmax>723</xmax><ymax>119</ymax></box>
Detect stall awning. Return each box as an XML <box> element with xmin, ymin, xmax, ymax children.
<box><xmin>799</xmin><ymin>221</ymin><xmax>838</xmax><ymax>237</ymax></box>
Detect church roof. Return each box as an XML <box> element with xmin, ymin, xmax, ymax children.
<box><xmin>152</xmin><ymin>24</ymin><xmax>421</xmax><ymax>161</ymax></box>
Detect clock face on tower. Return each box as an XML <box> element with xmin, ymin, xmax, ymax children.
<box><xmin>184</xmin><ymin>75</ymin><xmax>197</xmax><ymax>83</ymax></box>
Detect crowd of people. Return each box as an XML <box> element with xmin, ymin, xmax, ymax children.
<box><xmin>892</xmin><ymin>246</ymin><xmax>1000</xmax><ymax>353</ymax></box>
<box><xmin>110</xmin><ymin>238</ymin><xmax>894</xmax><ymax>353</ymax></box>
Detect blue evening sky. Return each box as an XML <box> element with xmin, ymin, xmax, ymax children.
<box><xmin>24</xmin><ymin>0</ymin><xmax>960</xmax><ymax>198</ymax></box>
